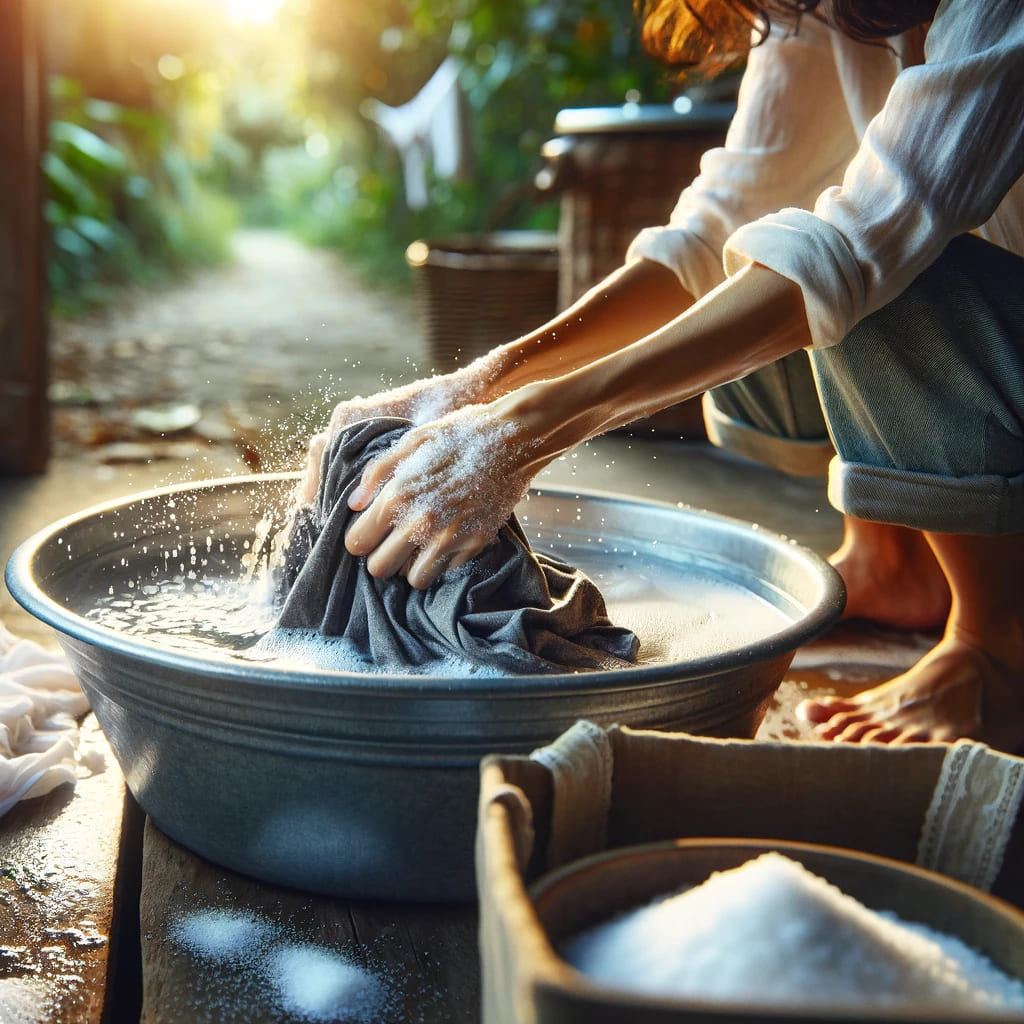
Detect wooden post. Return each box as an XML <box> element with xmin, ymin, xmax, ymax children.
<box><xmin>0</xmin><ymin>0</ymin><xmax>49</xmax><ymax>474</ymax></box>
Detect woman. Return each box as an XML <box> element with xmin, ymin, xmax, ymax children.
<box><xmin>307</xmin><ymin>0</ymin><xmax>1024</xmax><ymax>752</ymax></box>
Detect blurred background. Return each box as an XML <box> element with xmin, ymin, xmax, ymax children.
<box><xmin>43</xmin><ymin>0</ymin><xmax>680</xmax><ymax>300</ymax></box>
<box><xmin>1</xmin><ymin>0</ymin><xmax>738</xmax><ymax>481</ymax></box>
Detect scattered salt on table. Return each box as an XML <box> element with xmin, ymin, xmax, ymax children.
<box><xmin>170</xmin><ymin>908</ymin><xmax>273</xmax><ymax>962</ymax></box>
<box><xmin>269</xmin><ymin>944</ymin><xmax>386</xmax><ymax>1023</ymax></box>
<box><xmin>169</xmin><ymin>907</ymin><xmax>391</xmax><ymax>1022</ymax></box>
<box><xmin>561</xmin><ymin>852</ymin><xmax>1024</xmax><ymax>1011</ymax></box>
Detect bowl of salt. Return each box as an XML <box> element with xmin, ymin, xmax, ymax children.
<box><xmin>6</xmin><ymin>475</ymin><xmax>844</xmax><ymax>900</ymax></box>
<box><xmin>531</xmin><ymin>837</ymin><xmax>1024</xmax><ymax>1021</ymax></box>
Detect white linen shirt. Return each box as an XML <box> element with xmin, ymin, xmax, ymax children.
<box><xmin>626</xmin><ymin>0</ymin><xmax>1024</xmax><ymax>348</ymax></box>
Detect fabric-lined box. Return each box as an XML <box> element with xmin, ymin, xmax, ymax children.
<box><xmin>476</xmin><ymin>722</ymin><xmax>1024</xmax><ymax>1024</ymax></box>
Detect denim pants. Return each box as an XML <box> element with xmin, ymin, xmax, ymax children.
<box><xmin>706</xmin><ymin>235</ymin><xmax>1024</xmax><ymax>535</ymax></box>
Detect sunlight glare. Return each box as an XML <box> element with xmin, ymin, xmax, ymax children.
<box><xmin>220</xmin><ymin>0</ymin><xmax>287</xmax><ymax>25</ymax></box>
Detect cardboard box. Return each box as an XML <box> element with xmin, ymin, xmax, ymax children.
<box><xmin>476</xmin><ymin>724</ymin><xmax>1024</xmax><ymax>1023</ymax></box>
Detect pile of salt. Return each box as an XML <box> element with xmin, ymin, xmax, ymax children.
<box><xmin>561</xmin><ymin>852</ymin><xmax>1024</xmax><ymax>1011</ymax></box>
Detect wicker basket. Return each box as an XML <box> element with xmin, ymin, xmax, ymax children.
<box><xmin>541</xmin><ymin>103</ymin><xmax>733</xmax><ymax>308</ymax></box>
<box><xmin>406</xmin><ymin>231</ymin><xmax>560</xmax><ymax>373</ymax></box>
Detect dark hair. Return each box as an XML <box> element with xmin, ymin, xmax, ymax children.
<box><xmin>638</xmin><ymin>0</ymin><xmax>940</xmax><ymax>71</ymax></box>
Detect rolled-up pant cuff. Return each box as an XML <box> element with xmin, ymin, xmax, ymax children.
<box><xmin>827</xmin><ymin>457</ymin><xmax>1024</xmax><ymax>535</ymax></box>
<box><xmin>703</xmin><ymin>393</ymin><xmax>835</xmax><ymax>478</ymax></box>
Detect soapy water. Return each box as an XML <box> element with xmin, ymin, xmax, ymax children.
<box><xmin>83</xmin><ymin>534</ymin><xmax>793</xmax><ymax>676</ymax></box>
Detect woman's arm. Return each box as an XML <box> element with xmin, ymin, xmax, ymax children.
<box><xmin>473</xmin><ymin>259</ymin><xmax>695</xmax><ymax>397</ymax></box>
<box><xmin>295</xmin><ymin>259</ymin><xmax>690</xmax><ymax>504</ymax></box>
<box><xmin>724</xmin><ymin>2</ymin><xmax>1024</xmax><ymax>349</ymax></box>
<box><xmin>317</xmin><ymin>16</ymin><xmax>853</xmax><ymax>446</ymax></box>
<box><xmin>344</xmin><ymin>263</ymin><xmax>810</xmax><ymax>588</ymax></box>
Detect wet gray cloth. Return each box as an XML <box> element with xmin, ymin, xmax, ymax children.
<box><xmin>275</xmin><ymin>417</ymin><xmax>639</xmax><ymax>674</ymax></box>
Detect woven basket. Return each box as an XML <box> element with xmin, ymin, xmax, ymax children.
<box><xmin>542</xmin><ymin>104</ymin><xmax>733</xmax><ymax>308</ymax></box>
<box><xmin>406</xmin><ymin>231</ymin><xmax>560</xmax><ymax>373</ymax></box>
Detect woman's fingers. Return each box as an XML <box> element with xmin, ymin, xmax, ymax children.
<box><xmin>342</xmin><ymin>403</ymin><xmax>536</xmax><ymax>583</ymax></box>
<box><xmin>347</xmin><ymin>454</ymin><xmax>397</xmax><ymax>512</ymax></box>
<box><xmin>407</xmin><ymin>548</ymin><xmax>452</xmax><ymax>590</ymax></box>
<box><xmin>406</xmin><ymin>527</ymin><xmax>486</xmax><ymax>590</ymax></box>
<box><xmin>345</xmin><ymin>481</ymin><xmax>401</xmax><ymax>555</ymax></box>
<box><xmin>365</xmin><ymin>530</ymin><xmax>420</xmax><ymax>580</ymax></box>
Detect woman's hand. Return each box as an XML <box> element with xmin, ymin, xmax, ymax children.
<box><xmin>344</xmin><ymin>401</ymin><xmax>542</xmax><ymax>589</ymax></box>
<box><xmin>297</xmin><ymin>364</ymin><xmax>494</xmax><ymax>506</ymax></box>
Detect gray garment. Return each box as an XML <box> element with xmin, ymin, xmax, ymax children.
<box><xmin>276</xmin><ymin>417</ymin><xmax>639</xmax><ymax>674</ymax></box>
<box><xmin>705</xmin><ymin>235</ymin><xmax>1024</xmax><ymax>534</ymax></box>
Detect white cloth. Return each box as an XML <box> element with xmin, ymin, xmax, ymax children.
<box><xmin>0</xmin><ymin>622</ymin><xmax>90</xmax><ymax>817</ymax></box>
<box><xmin>363</xmin><ymin>56</ymin><xmax>468</xmax><ymax>210</ymax></box>
<box><xmin>628</xmin><ymin>2</ymin><xmax>1024</xmax><ymax>349</ymax></box>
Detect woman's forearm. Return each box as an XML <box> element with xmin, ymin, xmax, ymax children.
<box><xmin>473</xmin><ymin>259</ymin><xmax>694</xmax><ymax>400</ymax></box>
<box><xmin>505</xmin><ymin>263</ymin><xmax>813</xmax><ymax>465</ymax></box>
<box><xmin>342</xmin><ymin>264</ymin><xmax>812</xmax><ymax>588</ymax></box>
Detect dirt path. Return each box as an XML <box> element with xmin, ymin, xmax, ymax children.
<box><xmin>51</xmin><ymin>230</ymin><xmax>427</xmax><ymax>468</ymax></box>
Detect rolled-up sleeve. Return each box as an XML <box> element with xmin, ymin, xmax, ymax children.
<box><xmin>628</xmin><ymin>16</ymin><xmax>860</xmax><ymax>300</ymax></box>
<box><xmin>725</xmin><ymin>0</ymin><xmax>1024</xmax><ymax>348</ymax></box>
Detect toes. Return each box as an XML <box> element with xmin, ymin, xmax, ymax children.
<box><xmin>797</xmin><ymin>696</ymin><xmax>861</xmax><ymax>724</ymax></box>
<box><xmin>813</xmin><ymin>708</ymin><xmax>874</xmax><ymax>740</ymax></box>
<box><xmin>892</xmin><ymin>726</ymin><xmax>932</xmax><ymax>744</ymax></box>
<box><xmin>811</xmin><ymin>704</ymin><xmax>868</xmax><ymax>737</ymax></box>
<box><xmin>820</xmin><ymin>714</ymin><xmax>933</xmax><ymax>745</ymax></box>
<box><xmin>858</xmin><ymin>723</ymin><xmax>904</xmax><ymax>743</ymax></box>
<box><xmin>829</xmin><ymin>718</ymin><xmax>885</xmax><ymax>743</ymax></box>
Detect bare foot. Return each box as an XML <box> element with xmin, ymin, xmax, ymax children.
<box><xmin>830</xmin><ymin>518</ymin><xmax>950</xmax><ymax>631</ymax></box>
<box><xmin>798</xmin><ymin>636</ymin><xmax>1024</xmax><ymax>753</ymax></box>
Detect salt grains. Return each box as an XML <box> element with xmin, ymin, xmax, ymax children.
<box><xmin>170</xmin><ymin>907</ymin><xmax>390</xmax><ymax>1022</ymax></box>
<box><xmin>561</xmin><ymin>853</ymin><xmax>1024</xmax><ymax>1012</ymax></box>
<box><xmin>170</xmin><ymin>908</ymin><xmax>273</xmax><ymax>961</ymax></box>
<box><xmin>269</xmin><ymin>945</ymin><xmax>386</xmax><ymax>1023</ymax></box>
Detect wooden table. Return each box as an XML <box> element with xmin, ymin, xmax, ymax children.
<box><xmin>138</xmin><ymin>823</ymin><xmax>480</xmax><ymax>1023</ymax></box>
<box><xmin>0</xmin><ymin>716</ymin><xmax>144</xmax><ymax>1023</ymax></box>
<box><xmin>0</xmin><ymin>624</ymin><xmax>934</xmax><ymax>1023</ymax></box>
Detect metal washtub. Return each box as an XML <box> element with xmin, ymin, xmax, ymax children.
<box><xmin>5</xmin><ymin>474</ymin><xmax>844</xmax><ymax>900</ymax></box>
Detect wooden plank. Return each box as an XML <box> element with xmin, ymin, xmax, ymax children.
<box><xmin>140</xmin><ymin>820</ymin><xmax>480</xmax><ymax>1023</ymax></box>
<box><xmin>0</xmin><ymin>714</ymin><xmax>142</xmax><ymax>1023</ymax></box>
<box><xmin>0</xmin><ymin>0</ymin><xmax>49</xmax><ymax>475</ymax></box>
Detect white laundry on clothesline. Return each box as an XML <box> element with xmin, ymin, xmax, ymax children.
<box><xmin>0</xmin><ymin>621</ymin><xmax>92</xmax><ymax>817</ymax></box>
<box><xmin>363</xmin><ymin>56</ymin><xmax>470</xmax><ymax>210</ymax></box>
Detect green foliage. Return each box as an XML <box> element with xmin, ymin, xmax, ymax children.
<box><xmin>40</xmin><ymin>0</ymin><xmax>694</xmax><ymax>300</ymax></box>
<box><xmin>45</xmin><ymin>77</ymin><xmax>237</xmax><ymax>313</ymax></box>
<box><xmin>282</xmin><ymin>0</ymin><xmax>678</xmax><ymax>282</ymax></box>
